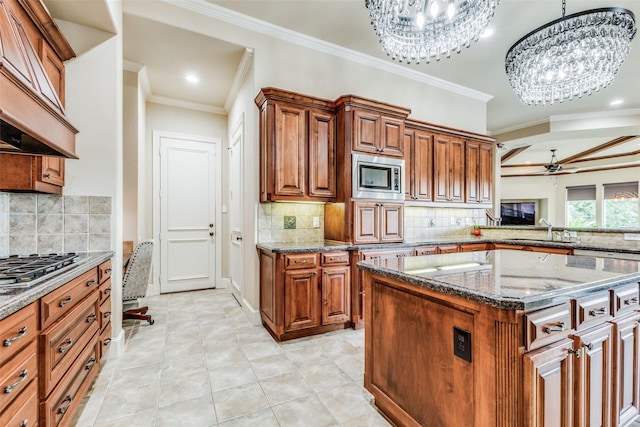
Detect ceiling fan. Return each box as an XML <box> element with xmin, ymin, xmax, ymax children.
<box><xmin>543</xmin><ymin>149</ymin><xmax>578</xmax><ymax>174</ymax></box>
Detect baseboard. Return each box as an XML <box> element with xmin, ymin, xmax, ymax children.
<box><xmin>146</xmin><ymin>283</ymin><xmax>160</xmax><ymax>297</ymax></box>
<box><xmin>242</xmin><ymin>297</ymin><xmax>261</xmax><ymax>326</ymax></box>
<box><xmin>105</xmin><ymin>327</ymin><xmax>126</xmax><ymax>359</ymax></box>
<box><xmin>219</xmin><ymin>277</ymin><xmax>231</xmax><ymax>289</ymax></box>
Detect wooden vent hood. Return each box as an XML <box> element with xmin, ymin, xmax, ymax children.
<box><xmin>0</xmin><ymin>0</ymin><xmax>78</xmax><ymax>158</ymax></box>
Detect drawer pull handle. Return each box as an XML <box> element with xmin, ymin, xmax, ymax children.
<box><xmin>568</xmin><ymin>348</ymin><xmax>582</xmax><ymax>358</ymax></box>
<box><xmin>86</xmin><ymin>279</ymin><xmax>97</xmax><ymax>287</ymax></box>
<box><xmin>624</xmin><ymin>297</ymin><xmax>638</xmax><ymax>305</ymax></box>
<box><xmin>104</xmin><ymin>287</ymin><xmax>112</xmax><ymax>295</ymax></box>
<box><xmin>87</xmin><ymin>313</ymin><xmax>97</xmax><ymax>323</ymax></box>
<box><xmin>104</xmin><ymin>310</ymin><xmax>112</xmax><ymax>318</ymax></box>
<box><xmin>57</xmin><ymin>395</ymin><xmax>73</xmax><ymax>415</ymax></box>
<box><xmin>582</xmin><ymin>342</ymin><xmax>594</xmax><ymax>350</ymax></box>
<box><xmin>59</xmin><ymin>296</ymin><xmax>72</xmax><ymax>307</ymax></box>
<box><xmin>3</xmin><ymin>326</ymin><xmax>27</xmax><ymax>347</ymax></box>
<box><xmin>59</xmin><ymin>338</ymin><xmax>73</xmax><ymax>353</ymax></box>
<box><xmin>294</xmin><ymin>260</ymin><xmax>309</xmax><ymax>264</ymax></box>
<box><xmin>3</xmin><ymin>369</ymin><xmax>28</xmax><ymax>394</ymax></box>
<box><xmin>85</xmin><ymin>356</ymin><xmax>97</xmax><ymax>371</ymax></box>
<box><xmin>43</xmin><ymin>173</ymin><xmax>51</xmax><ymax>179</ymax></box>
<box><xmin>543</xmin><ymin>322</ymin><xmax>565</xmax><ymax>334</ymax></box>
<box><xmin>589</xmin><ymin>308</ymin><xmax>607</xmax><ymax>316</ymax></box>
<box><xmin>103</xmin><ymin>337</ymin><xmax>112</xmax><ymax>346</ymax></box>
<box><xmin>104</xmin><ymin>268</ymin><xmax>112</xmax><ymax>274</ymax></box>
<box><xmin>19</xmin><ymin>420</ymin><xmax>28</xmax><ymax>427</ymax></box>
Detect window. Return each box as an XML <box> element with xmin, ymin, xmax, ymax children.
<box><xmin>603</xmin><ymin>182</ymin><xmax>638</xmax><ymax>228</ymax></box>
<box><xmin>566</xmin><ymin>185</ymin><xmax>596</xmax><ymax>227</ymax></box>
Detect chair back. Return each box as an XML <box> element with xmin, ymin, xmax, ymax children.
<box><xmin>122</xmin><ymin>240</ymin><xmax>154</xmax><ymax>302</ymax></box>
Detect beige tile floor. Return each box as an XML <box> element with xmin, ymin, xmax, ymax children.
<box><xmin>73</xmin><ymin>289</ymin><xmax>392</xmax><ymax>427</ymax></box>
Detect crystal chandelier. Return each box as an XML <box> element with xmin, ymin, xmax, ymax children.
<box><xmin>365</xmin><ymin>0</ymin><xmax>500</xmax><ymax>64</ymax></box>
<box><xmin>505</xmin><ymin>1</ymin><xmax>636</xmax><ymax>105</ymax></box>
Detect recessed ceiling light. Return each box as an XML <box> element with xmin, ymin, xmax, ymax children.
<box><xmin>480</xmin><ymin>28</ymin><xmax>494</xmax><ymax>38</ymax></box>
<box><xmin>185</xmin><ymin>73</ymin><xmax>199</xmax><ymax>84</ymax></box>
<box><xmin>609</xmin><ymin>99</ymin><xmax>624</xmax><ymax>106</ymax></box>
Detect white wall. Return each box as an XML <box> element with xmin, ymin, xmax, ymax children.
<box><xmin>123</xmin><ymin>70</ymin><xmax>138</xmax><ymax>243</ymax></box>
<box><xmin>62</xmin><ymin>1</ymin><xmax>124</xmax><ymax>352</ymax></box>
<box><xmin>501</xmin><ymin>166</ymin><xmax>640</xmax><ymax>226</ymax></box>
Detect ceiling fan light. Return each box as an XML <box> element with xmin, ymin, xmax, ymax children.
<box><xmin>505</xmin><ymin>6</ymin><xmax>636</xmax><ymax>105</ymax></box>
<box><xmin>365</xmin><ymin>0</ymin><xmax>500</xmax><ymax>64</ymax></box>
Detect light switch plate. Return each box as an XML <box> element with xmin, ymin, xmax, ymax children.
<box><xmin>313</xmin><ymin>216</ymin><xmax>320</xmax><ymax>228</ymax></box>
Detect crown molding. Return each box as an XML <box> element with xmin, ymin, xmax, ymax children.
<box><xmin>148</xmin><ymin>95</ymin><xmax>227</xmax><ymax>115</ymax></box>
<box><xmin>160</xmin><ymin>0</ymin><xmax>492</xmax><ymax>103</ymax></box>
<box><xmin>224</xmin><ymin>47</ymin><xmax>254</xmax><ymax>112</ymax></box>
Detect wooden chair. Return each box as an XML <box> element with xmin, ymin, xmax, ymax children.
<box><xmin>122</xmin><ymin>240</ymin><xmax>155</xmax><ymax>325</ymax></box>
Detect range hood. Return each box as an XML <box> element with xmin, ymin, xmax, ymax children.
<box><xmin>0</xmin><ymin>0</ymin><xmax>78</xmax><ymax>158</ymax></box>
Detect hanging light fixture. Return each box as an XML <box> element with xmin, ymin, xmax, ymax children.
<box><xmin>365</xmin><ymin>0</ymin><xmax>500</xmax><ymax>64</ymax></box>
<box><xmin>505</xmin><ymin>1</ymin><xmax>636</xmax><ymax>105</ymax></box>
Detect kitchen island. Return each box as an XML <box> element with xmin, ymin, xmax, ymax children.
<box><xmin>358</xmin><ymin>250</ymin><xmax>640</xmax><ymax>427</ymax></box>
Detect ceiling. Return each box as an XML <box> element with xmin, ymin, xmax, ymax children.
<box><xmin>45</xmin><ymin>0</ymin><xmax>640</xmax><ymax>176</ymax></box>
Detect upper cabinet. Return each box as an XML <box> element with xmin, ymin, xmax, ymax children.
<box><xmin>465</xmin><ymin>139</ymin><xmax>493</xmax><ymax>204</ymax></box>
<box><xmin>336</xmin><ymin>96</ymin><xmax>410</xmax><ymax>158</ymax></box>
<box><xmin>0</xmin><ymin>154</ymin><xmax>65</xmax><ymax>194</ymax></box>
<box><xmin>433</xmin><ymin>134</ymin><xmax>465</xmax><ymax>203</ymax></box>
<box><xmin>404</xmin><ymin>125</ymin><xmax>434</xmax><ymax>202</ymax></box>
<box><xmin>256</xmin><ymin>88</ymin><xmax>337</xmax><ymax>202</ymax></box>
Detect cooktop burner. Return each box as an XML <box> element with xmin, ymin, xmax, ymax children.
<box><xmin>0</xmin><ymin>253</ymin><xmax>79</xmax><ymax>286</ymax></box>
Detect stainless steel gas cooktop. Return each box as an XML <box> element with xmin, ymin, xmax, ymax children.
<box><xmin>0</xmin><ymin>253</ymin><xmax>79</xmax><ymax>287</ymax></box>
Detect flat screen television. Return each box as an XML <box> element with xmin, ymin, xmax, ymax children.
<box><xmin>500</xmin><ymin>202</ymin><xmax>536</xmax><ymax>225</ymax></box>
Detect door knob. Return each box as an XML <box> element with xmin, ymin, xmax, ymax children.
<box><xmin>209</xmin><ymin>224</ymin><xmax>214</xmax><ymax>228</ymax></box>
<box><xmin>236</xmin><ymin>236</ymin><xmax>243</xmax><ymax>241</ymax></box>
<box><xmin>209</xmin><ymin>232</ymin><xmax>214</xmax><ymax>236</ymax></box>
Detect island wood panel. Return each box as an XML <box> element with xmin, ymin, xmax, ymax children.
<box><xmin>611</xmin><ymin>311</ymin><xmax>640</xmax><ymax>426</ymax></box>
<box><xmin>259</xmin><ymin>250</ymin><xmax>278</xmax><ymax>332</ymax></box>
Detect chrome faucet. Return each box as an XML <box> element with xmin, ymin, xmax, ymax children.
<box><xmin>539</xmin><ymin>218</ymin><xmax>552</xmax><ymax>240</ymax></box>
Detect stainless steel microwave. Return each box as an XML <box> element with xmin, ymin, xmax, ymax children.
<box><xmin>352</xmin><ymin>153</ymin><xmax>404</xmax><ymax>200</ymax></box>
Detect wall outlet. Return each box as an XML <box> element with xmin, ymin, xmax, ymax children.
<box><xmin>624</xmin><ymin>233</ymin><xmax>640</xmax><ymax>241</ymax></box>
<box><xmin>453</xmin><ymin>327</ymin><xmax>472</xmax><ymax>363</ymax></box>
<box><xmin>312</xmin><ymin>216</ymin><xmax>320</xmax><ymax>228</ymax></box>
<box><xmin>429</xmin><ymin>218</ymin><xmax>435</xmax><ymax>227</ymax></box>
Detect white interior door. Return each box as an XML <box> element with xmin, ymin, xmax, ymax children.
<box><xmin>158</xmin><ymin>134</ymin><xmax>219</xmax><ymax>293</ymax></box>
<box><xmin>229</xmin><ymin>118</ymin><xmax>244</xmax><ymax>304</ymax></box>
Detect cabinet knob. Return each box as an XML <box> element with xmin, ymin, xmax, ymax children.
<box><xmin>543</xmin><ymin>322</ymin><xmax>565</xmax><ymax>334</ymax></box>
<box><xmin>43</xmin><ymin>173</ymin><xmax>51</xmax><ymax>179</ymax></box>
<box><xmin>568</xmin><ymin>348</ymin><xmax>582</xmax><ymax>358</ymax></box>
<box><xmin>582</xmin><ymin>342</ymin><xmax>594</xmax><ymax>351</ymax></box>
<box><xmin>589</xmin><ymin>308</ymin><xmax>606</xmax><ymax>317</ymax></box>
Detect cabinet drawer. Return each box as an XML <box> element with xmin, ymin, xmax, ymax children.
<box><xmin>321</xmin><ymin>251</ymin><xmax>349</xmax><ymax>266</ymax></box>
<box><xmin>99</xmin><ymin>324</ymin><xmax>112</xmax><ymax>361</ymax></box>
<box><xmin>40</xmin><ymin>293</ymin><xmax>99</xmax><ymax>397</ymax></box>
<box><xmin>41</xmin><ymin>339</ymin><xmax>99</xmax><ymax>427</ymax></box>
<box><xmin>0</xmin><ymin>303</ymin><xmax>38</xmax><ymax>364</ymax></box>
<box><xmin>413</xmin><ymin>246</ymin><xmax>437</xmax><ymax>256</ymax></box>
<box><xmin>524</xmin><ymin>302</ymin><xmax>572</xmax><ymax>350</ymax></box>
<box><xmin>459</xmin><ymin>243</ymin><xmax>489</xmax><ymax>252</ymax></box>
<box><xmin>283</xmin><ymin>253</ymin><xmax>318</xmax><ymax>270</ymax></box>
<box><xmin>0</xmin><ymin>377</ymin><xmax>37</xmax><ymax>427</ymax></box>
<box><xmin>98</xmin><ymin>259</ymin><xmax>112</xmax><ymax>284</ymax></box>
<box><xmin>437</xmin><ymin>244</ymin><xmax>459</xmax><ymax>254</ymax></box>
<box><xmin>0</xmin><ymin>341</ymin><xmax>37</xmax><ymax>411</ymax></box>
<box><xmin>610</xmin><ymin>283</ymin><xmax>639</xmax><ymax>317</ymax></box>
<box><xmin>99</xmin><ymin>278</ymin><xmax>112</xmax><ymax>305</ymax></box>
<box><xmin>99</xmin><ymin>297</ymin><xmax>111</xmax><ymax>331</ymax></box>
<box><xmin>41</xmin><ymin>268</ymin><xmax>99</xmax><ymax>330</ymax></box>
<box><xmin>573</xmin><ymin>291</ymin><xmax>611</xmax><ymax>331</ymax></box>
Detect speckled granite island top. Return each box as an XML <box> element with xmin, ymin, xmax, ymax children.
<box><xmin>0</xmin><ymin>251</ymin><xmax>114</xmax><ymax>320</ymax></box>
<box><xmin>358</xmin><ymin>249</ymin><xmax>640</xmax><ymax>311</ymax></box>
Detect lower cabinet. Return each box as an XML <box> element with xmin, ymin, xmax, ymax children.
<box><xmin>611</xmin><ymin>311</ymin><xmax>640</xmax><ymax>426</ymax></box>
<box><xmin>353</xmin><ymin>201</ymin><xmax>403</xmax><ymax>244</ymax></box>
<box><xmin>260</xmin><ymin>250</ymin><xmax>351</xmax><ymax>341</ymax></box>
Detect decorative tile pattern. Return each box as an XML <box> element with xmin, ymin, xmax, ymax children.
<box><xmin>75</xmin><ymin>289</ymin><xmax>390</xmax><ymax>427</ymax></box>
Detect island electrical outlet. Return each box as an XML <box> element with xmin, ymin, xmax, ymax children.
<box><xmin>453</xmin><ymin>327</ymin><xmax>472</xmax><ymax>363</ymax></box>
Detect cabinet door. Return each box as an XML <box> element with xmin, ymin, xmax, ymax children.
<box><xmin>465</xmin><ymin>140</ymin><xmax>481</xmax><ymax>203</ymax></box>
<box><xmin>380</xmin><ymin>116</ymin><xmax>404</xmax><ymax>157</ymax></box>
<box><xmin>449</xmin><ymin>137</ymin><xmax>465</xmax><ymax>203</ymax></box>
<box><xmin>39</xmin><ymin>40</ymin><xmax>65</xmax><ymax>105</ymax></box>
<box><xmin>433</xmin><ymin>135</ymin><xmax>450</xmax><ymax>202</ymax></box>
<box><xmin>523</xmin><ymin>338</ymin><xmax>575</xmax><ymax>427</ymax></box>
<box><xmin>438</xmin><ymin>244</ymin><xmax>459</xmax><ymax>254</ymax></box>
<box><xmin>321</xmin><ymin>266</ymin><xmax>350</xmax><ymax>325</ymax></box>
<box><xmin>308</xmin><ymin>109</ymin><xmax>336</xmax><ymax>198</ymax></box>
<box><xmin>379</xmin><ymin>203</ymin><xmax>403</xmax><ymax>243</ymax></box>
<box><xmin>38</xmin><ymin>156</ymin><xmax>65</xmax><ymax>187</ymax></box>
<box><xmin>353</xmin><ymin>109</ymin><xmax>380</xmax><ymax>154</ymax></box>
<box><xmin>284</xmin><ymin>269</ymin><xmax>319</xmax><ymax>332</ymax></box>
<box><xmin>403</xmin><ymin>130</ymin><xmax>414</xmax><ymax>200</ymax></box>
<box><xmin>274</xmin><ymin>102</ymin><xmax>306</xmax><ymax>197</ymax></box>
<box><xmin>572</xmin><ymin>323</ymin><xmax>613</xmax><ymax>427</ymax></box>
<box><xmin>259</xmin><ymin>251</ymin><xmax>277</xmax><ymax>328</ymax></box>
<box><xmin>413</xmin><ymin>129</ymin><xmax>433</xmax><ymax>201</ymax></box>
<box><xmin>354</xmin><ymin>201</ymin><xmax>380</xmax><ymax>244</ymax></box>
<box><xmin>478</xmin><ymin>142</ymin><xmax>493</xmax><ymax>203</ymax></box>
<box><xmin>611</xmin><ymin>312</ymin><xmax>640</xmax><ymax>426</ymax></box>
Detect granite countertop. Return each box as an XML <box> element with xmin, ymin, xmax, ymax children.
<box><xmin>0</xmin><ymin>251</ymin><xmax>114</xmax><ymax>321</ymax></box>
<box><xmin>357</xmin><ymin>249</ymin><xmax>640</xmax><ymax>311</ymax></box>
<box><xmin>257</xmin><ymin>238</ymin><xmax>640</xmax><ymax>255</ymax></box>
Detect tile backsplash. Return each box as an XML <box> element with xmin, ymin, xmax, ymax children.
<box><xmin>404</xmin><ymin>206</ymin><xmax>487</xmax><ymax>242</ymax></box>
<box><xmin>0</xmin><ymin>193</ymin><xmax>112</xmax><ymax>256</ymax></box>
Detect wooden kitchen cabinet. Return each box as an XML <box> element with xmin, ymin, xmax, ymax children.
<box><xmin>0</xmin><ymin>153</ymin><xmax>65</xmax><ymax>194</ymax></box>
<box><xmin>610</xmin><ymin>311</ymin><xmax>640</xmax><ymax>426</ymax></box>
<box><xmin>465</xmin><ymin>139</ymin><xmax>493</xmax><ymax>204</ymax></box>
<box><xmin>98</xmin><ymin>259</ymin><xmax>112</xmax><ymax>360</ymax></box>
<box><xmin>256</xmin><ymin>88</ymin><xmax>336</xmax><ymax>202</ymax></box>
<box><xmin>404</xmin><ymin>125</ymin><xmax>434</xmax><ymax>201</ymax></box>
<box><xmin>353</xmin><ymin>201</ymin><xmax>403</xmax><ymax>244</ymax></box>
<box><xmin>351</xmin><ymin>108</ymin><xmax>404</xmax><ymax>157</ymax></box>
<box><xmin>259</xmin><ymin>249</ymin><xmax>351</xmax><ymax>341</ymax></box>
<box><xmin>433</xmin><ymin>134</ymin><xmax>464</xmax><ymax>203</ymax></box>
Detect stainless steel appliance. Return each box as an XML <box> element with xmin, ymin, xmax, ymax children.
<box><xmin>0</xmin><ymin>253</ymin><xmax>80</xmax><ymax>287</ymax></box>
<box><xmin>352</xmin><ymin>153</ymin><xmax>404</xmax><ymax>200</ymax></box>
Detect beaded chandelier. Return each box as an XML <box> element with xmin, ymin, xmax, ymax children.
<box><xmin>505</xmin><ymin>2</ymin><xmax>636</xmax><ymax>105</ymax></box>
<box><xmin>365</xmin><ymin>0</ymin><xmax>500</xmax><ymax>64</ymax></box>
